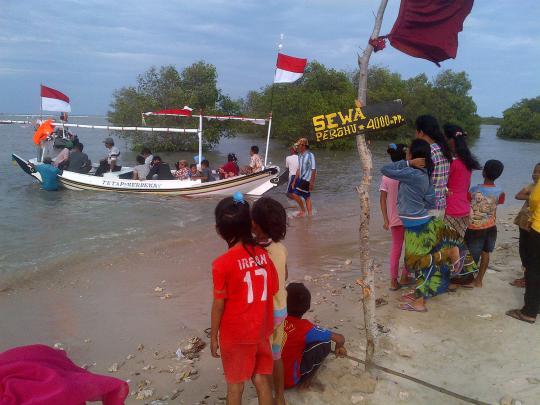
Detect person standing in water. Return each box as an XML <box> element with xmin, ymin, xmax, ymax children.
<box><xmin>30</xmin><ymin>157</ymin><xmax>60</xmax><ymax>191</ymax></box>
<box><xmin>415</xmin><ymin>115</ymin><xmax>453</xmax><ymax>215</ymax></box>
<box><xmin>285</xmin><ymin>145</ymin><xmax>299</xmax><ymax>201</ymax></box>
<box><xmin>291</xmin><ymin>138</ymin><xmax>316</xmax><ymax>217</ymax></box>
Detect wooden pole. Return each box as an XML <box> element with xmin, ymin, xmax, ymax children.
<box><xmin>356</xmin><ymin>0</ymin><xmax>389</xmax><ymax>371</ymax></box>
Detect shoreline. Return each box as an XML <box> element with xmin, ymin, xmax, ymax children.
<box><xmin>1</xmin><ymin>205</ymin><xmax>539</xmax><ymax>404</ymax></box>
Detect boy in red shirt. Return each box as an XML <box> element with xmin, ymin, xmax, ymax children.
<box><xmin>211</xmin><ymin>193</ymin><xmax>278</xmax><ymax>405</ymax></box>
<box><xmin>281</xmin><ymin>282</ymin><xmax>346</xmax><ymax>389</ymax></box>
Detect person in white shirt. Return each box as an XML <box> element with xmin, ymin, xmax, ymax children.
<box><xmin>291</xmin><ymin>138</ymin><xmax>316</xmax><ymax>217</ymax></box>
<box><xmin>141</xmin><ymin>147</ymin><xmax>153</xmax><ymax>166</ymax></box>
<box><xmin>285</xmin><ymin>146</ymin><xmax>299</xmax><ymax>200</ymax></box>
<box><xmin>95</xmin><ymin>137</ymin><xmax>121</xmax><ymax>176</ymax></box>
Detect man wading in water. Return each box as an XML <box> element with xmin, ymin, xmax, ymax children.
<box><xmin>291</xmin><ymin>138</ymin><xmax>316</xmax><ymax>217</ymax></box>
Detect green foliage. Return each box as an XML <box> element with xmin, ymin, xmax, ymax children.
<box><xmin>356</xmin><ymin>67</ymin><xmax>480</xmax><ymax>140</ymax></box>
<box><xmin>244</xmin><ymin>63</ymin><xmax>481</xmax><ymax>149</ymax></box>
<box><xmin>497</xmin><ymin>97</ymin><xmax>540</xmax><ymax>140</ymax></box>
<box><xmin>108</xmin><ymin>63</ymin><xmax>236</xmax><ymax>152</ymax></box>
<box><xmin>480</xmin><ymin>116</ymin><xmax>502</xmax><ymax>125</ymax></box>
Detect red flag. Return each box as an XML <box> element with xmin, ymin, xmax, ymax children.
<box><xmin>274</xmin><ymin>53</ymin><xmax>307</xmax><ymax>83</ymax></box>
<box><xmin>143</xmin><ymin>106</ymin><xmax>193</xmax><ymax>117</ymax></box>
<box><xmin>41</xmin><ymin>85</ymin><xmax>71</xmax><ymax>112</ymax></box>
<box><xmin>388</xmin><ymin>0</ymin><xmax>474</xmax><ymax>66</ymax></box>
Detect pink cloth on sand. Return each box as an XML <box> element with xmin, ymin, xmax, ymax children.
<box><xmin>390</xmin><ymin>225</ymin><xmax>408</xmax><ymax>280</ymax></box>
<box><xmin>380</xmin><ymin>175</ymin><xmax>402</xmax><ymax>228</ymax></box>
<box><xmin>0</xmin><ymin>344</ymin><xmax>129</xmax><ymax>405</ymax></box>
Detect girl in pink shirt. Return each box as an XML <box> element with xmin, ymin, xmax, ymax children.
<box><xmin>379</xmin><ymin>144</ymin><xmax>412</xmax><ymax>290</ymax></box>
<box><xmin>443</xmin><ymin>124</ymin><xmax>481</xmax><ymax>236</ymax></box>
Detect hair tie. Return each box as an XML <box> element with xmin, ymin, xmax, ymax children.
<box><xmin>233</xmin><ymin>191</ymin><xmax>245</xmax><ymax>205</ymax></box>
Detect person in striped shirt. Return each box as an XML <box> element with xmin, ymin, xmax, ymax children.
<box><xmin>415</xmin><ymin>115</ymin><xmax>453</xmax><ymax>214</ymax></box>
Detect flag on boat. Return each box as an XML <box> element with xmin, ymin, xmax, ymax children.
<box><xmin>387</xmin><ymin>0</ymin><xmax>474</xmax><ymax>66</ymax></box>
<box><xmin>143</xmin><ymin>106</ymin><xmax>193</xmax><ymax>117</ymax></box>
<box><xmin>41</xmin><ymin>85</ymin><xmax>71</xmax><ymax>112</ymax></box>
<box><xmin>274</xmin><ymin>53</ymin><xmax>307</xmax><ymax>83</ymax></box>
<box><xmin>33</xmin><ymin>119</ymin><xmax>55</xmax><ymax>144</ymax></box>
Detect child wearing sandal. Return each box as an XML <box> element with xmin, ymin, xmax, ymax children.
<box><xmin>210</xmin><ymin>193</ymin><xmax>279</xmax><ymax>405</ymax></box>
<box><xmin>381</xmin><ymin>138</ymin><xmax>461</xmax><ymax>312</ymax></box>
<box><xmin>252</xmin><ymin>197</ymin><xmax>288</xmax><ymax>405</ymax></box>
<box><xmin>380</xmin><ymin>143</ymin><xmax>413</xmax><ymax>291</ymax></box>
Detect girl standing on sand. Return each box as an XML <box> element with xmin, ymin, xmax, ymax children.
<box><xmin>252</xmin><ymin>197</ymin><xmax>288</xmax><ymax>405</ymax></box>
<box><xmin>507</xmin><ymin>178</ymin><xmax>540</xmax><ymax>323</ymax></box>
<box><xmin>210</xmin><ymin>193</ymin><xmax>278</xmax><ymax>405</ymax></box>
<box><xmin>510</xmin><ymin>162</ymin><xmax>540</xmax><ymax>288</ymax></box>
<box><xmin>379</xmin><ymin>143</ymin><xmax>413</xmax><ymax>290</ymax></box>
<box><xmin>381</xmin><ymin>139</ymin><xmax>461</xmax><ymax>312</ymax></box>
<box><xmin>415</xmin><ymin>115</ymin><xmax>453</xmax><ymax>215</ymax></box>
<box><xmin>443</xmin><ymin>124</ymin><xmax>481</xmax><ymax>281</ymax></box>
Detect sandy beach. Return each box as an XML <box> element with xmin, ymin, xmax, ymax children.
<box><xmin>1</xmin><ymin>204</ymin><xmax>539</xmax><ymax>405</ymax></box>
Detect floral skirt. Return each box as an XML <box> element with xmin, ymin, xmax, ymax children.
<box><xmin>405</xmin><ymin>218</ymin><xmax>477</xmax><ymax>298</ymax></box>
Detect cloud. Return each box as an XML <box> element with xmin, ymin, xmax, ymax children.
<box><xmin>0</xmin><ymin>0</ymin><xmax>538</xmax><ymax>116</ymax></box>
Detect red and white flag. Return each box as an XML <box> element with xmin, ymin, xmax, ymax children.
<box><xmin>143</xmin><ymin>106</ymin><xmax>193</xmax><ymax>117</ymax></box>
<box><xmin>274</xmin><ymin>53</ymin><xmax>307</xmax><ymax>83</ymax></box>
<box><xmin>41</xmin><ymin>85</ymin><xmax>71</xmax><ymax>112</ymax></box>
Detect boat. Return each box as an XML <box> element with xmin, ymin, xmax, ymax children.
<box><xmin>7</xmin><ymin>107</ymin><xmax>286</xmax><ymax>196</ymax></box>
<box><xmin>11</xmin><ymin>153</ymin><xmax>284</xmax><ymax>196</ymax></box>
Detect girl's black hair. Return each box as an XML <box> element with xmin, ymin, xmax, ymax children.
<box><xmin>251</xmin><ymin>145</ymin><xmax>259</xmax><ymax>154</ymax></box>
<box><xmin>387</xmin><ymin>143</ymin><xmax>407</xmax><ymax>162</ymax></box>
<box><xmin>409</xmin><ymin>139</ymin><xmax>435</xmax><ymax>177</ymax></box>
<box><xmin>136</xmin><ymin>155</ymin><xmax>145</xmax><ymax>165</ymax></box>
<box><xmin>252</xmin><ymin>197</ymin><xmax>287</xmax><ymax>242</ymax></box>
<box><xmin>443</xmin><ymin>124</ymin><xmax>482</xmax><ymax>171</ymax></box>
<box><xmin>415</xmin><ymin>115</ymin><xmax>453</xmax><ymax>162</ymax></box>
<box><xmin>215</xmin><ymin>197</ymin><xmax>256</xmax><ymax>248</ymax></box>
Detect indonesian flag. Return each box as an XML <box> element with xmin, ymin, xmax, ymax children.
<box><xmin>41</xmin><ymin>85</ymin><xmax>71</xmax><ymax>112</ymax></box>
<box><xmin>274</xmin><ymin>53</ymin><xmax>307</xmax><ymax>83</ymax></box>
<box><xmin>143</xmin><ymin>106</ymin><xmax>193</xmax><ymax>117</ymax></box>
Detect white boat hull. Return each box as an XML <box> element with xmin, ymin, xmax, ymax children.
<box><xmin>12</xmin><ymin>154</ymin><xmax>284</xmax><ymax>197</ymax></box>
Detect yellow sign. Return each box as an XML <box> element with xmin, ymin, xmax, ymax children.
<box><xmin>312</xmin><ymin>100</ymin><xmax>406</xmax><ymax>142</ymax></box>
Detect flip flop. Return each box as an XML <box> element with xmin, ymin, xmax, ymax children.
<box><xmin>399</xmin><ymin>293</ymin><xmax>416</xmax><ymax>302</ymax></box>
<box><xmin>506</xmin><ymin>309</ymin><xmax>535</xmax><ymax>324</ymax></box>
<box><xmin>399</xmin><ymin>302</ymin><xmax>427</xmax><ymax>312</ymax></box>
<box><xmin>461</xmin><ymin>283</ymin><xmax>475</xmax><ymax>289</ymax></box>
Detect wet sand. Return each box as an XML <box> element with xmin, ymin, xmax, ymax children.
<box><xmin>1</xmin><ymin>205</ymin><xmax>539</xmax><ymax>404</ymax></box>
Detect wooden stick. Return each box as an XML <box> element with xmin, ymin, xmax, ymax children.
<box><xmin>355</xmin><ymin>0</ymin><xmax>389</xmax><ymax>371</ymax></box>
<box><xmin>338</xmin><ymin>352</ymin><xmax>490</xmax><ymax>405</ymax></box>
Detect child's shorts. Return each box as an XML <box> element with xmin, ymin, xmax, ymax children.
<box><xmin>270</xmin><ymin>321</ymin><xmax>285</xmax><ymax>360</ymax></box>
<box><xmin>220</xmin><ymin>338</ymin><xmax>273</xmax><ymax>384</ymax></box>
<box><xmin>465</xmin><ymin>226</ymin><xmax>497</xmax><ymax>264</ymax></box>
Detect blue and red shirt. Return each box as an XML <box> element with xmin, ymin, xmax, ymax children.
<box><xmin>281</xmin><ymin>316</ymin><xmax>332</xmax><ymax>388</ymax></box>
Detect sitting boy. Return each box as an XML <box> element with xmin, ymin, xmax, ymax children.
<box><xmin>281</xmin><ymin>282</ymin><xmax>346</xmax><ymax>390</ymax></box>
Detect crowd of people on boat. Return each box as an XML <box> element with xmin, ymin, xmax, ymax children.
<box><xmin>34</xmin><ymin>129</ymin><xmax>267</xmax><ymax>185</ymax></box>
<box><xmin>377</xmin><ymin>114</ymin><xmax>540</xmax><ymax>322</ymax></box>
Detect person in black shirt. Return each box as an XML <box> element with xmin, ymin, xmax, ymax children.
<box><xmin>146</xmin><ymin>156</ymin><xmax>174</xmax><ymax>180</ymax></box>
<box><xmin>66</xmin><ymin>143</ymin><xmax>92</xmax><ymax>174</ymax></box>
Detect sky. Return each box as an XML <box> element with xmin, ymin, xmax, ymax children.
<box><xmin>1</xmin><ymin>0</ymin><xmax>539</xmax><ymax>116</ymax></box>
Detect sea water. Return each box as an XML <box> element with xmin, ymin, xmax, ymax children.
<box><xmin>0</xmin><ymin>117</ymin><xmax>538</xmax><ymax>277</ymax></box>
